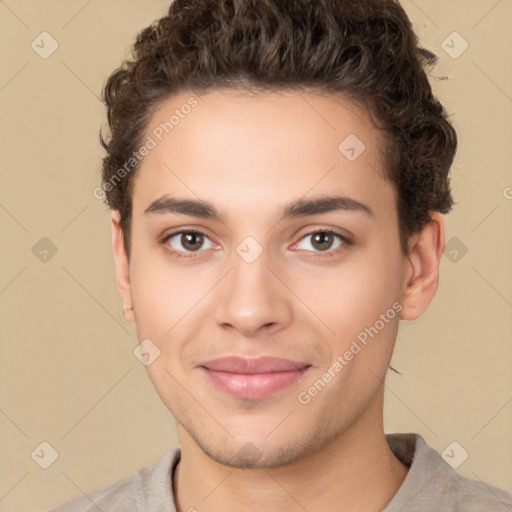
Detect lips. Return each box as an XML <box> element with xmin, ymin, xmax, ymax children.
<box><xmin>198</xmin><ymin>356</ymin><xmax>311</xmax><ymax>400</ymax></box>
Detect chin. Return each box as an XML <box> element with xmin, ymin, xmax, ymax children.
<box><xmin>200</xmin><ymin>441</ymin><xmax>308</xmax><ymax>469</ymax></box>
<box><xmin>185</xmin><ymin>421</ymin><xmax>334</xmax><ymax>469</ymax></box>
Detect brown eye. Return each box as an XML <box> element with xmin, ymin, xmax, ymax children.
<box><xmin>180</xmin><ymin>232</ymin><xmax>204</xmax><ymax>251</ymax></box>
<box><xmin>294</xmin><ymin>229</ymin><xmax>348</xmax><ymax>255</ymax></box>
<box><xmin>311</xmin><ymin>231</ymin><xmax>335</xmax><ymax>251</ymax></box>
<box><xmin>163</xmin><ymin>230</ymin><xmax>215</xmax><ymax>256</ymax></box>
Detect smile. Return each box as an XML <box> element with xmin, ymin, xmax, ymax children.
<box><xmin>198</xmin><ymin>356</ymin><xmax>312</xmax><ymax>400</ymax></box>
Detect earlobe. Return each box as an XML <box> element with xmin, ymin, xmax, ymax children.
<box><xmin>399</xmin><ymin>212</ymin><xmax>445</xmax><ymax>321</ymax></box>
<box><xmin>111</xmin><ymin>210</ymin><xmax>135</xmax><ymax>324</ymax></box>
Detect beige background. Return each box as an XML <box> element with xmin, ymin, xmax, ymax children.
<box><xmin>0</xmin><ymin>1</ymin><xmax>511</xmax><ymax>510</ymax></box>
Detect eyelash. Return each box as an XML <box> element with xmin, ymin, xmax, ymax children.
<box><xmin>160</xmin><ymin>228</ymin><xmax>352</xmax><ymax>260</ymax></box>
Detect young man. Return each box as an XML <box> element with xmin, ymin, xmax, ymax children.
<box><xmin>52</xmin><ymin>0</ymin><xmax>512</xmax><ymax>510</ymax></box>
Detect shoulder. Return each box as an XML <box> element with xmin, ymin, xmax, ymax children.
<box><xmin>385</xmin><ymin>433</ymin><xmax>512</xmax><ymax>511</ymax></box>
<box><xmin>49</xmin><ymin>474</ymin><xmax>135</xmax><ymax>512</ymax></box>
<box><xmin>422</xmin><ymin>437</ymin><xmax>512</xmax><ymax>510</ymax></box>
<box><xmin>452</xmin><ymin>473</ymin><xmax>512</xmax><ymax>510</ymax></box>
<box><xmin>48</xmin><ymin>448</ymin><xmax>180</xmax><ymax>512</ymax></box>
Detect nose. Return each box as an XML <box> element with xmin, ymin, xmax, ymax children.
<box><xmin>214</xmin><ymin>251</ymin><xmax>293</xmax><ymax>337</ymax></box>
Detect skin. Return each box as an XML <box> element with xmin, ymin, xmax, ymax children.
<box><xmin>111</xmin><ymin>88</ymin><xmax>445</xmax><ymax>512</ymax></box>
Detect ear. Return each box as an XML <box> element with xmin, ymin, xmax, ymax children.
<box><xmin>111</xmin><ymin>210</ymin><xmax>135</xmax><ymax>324</ymax></box>
<box><xmin>399</xmin><ymin>211</ymin><xmax>445</xmax><ymax>321</ymax></box>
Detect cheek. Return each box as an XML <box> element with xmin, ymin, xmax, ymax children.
<box><xmin>129</xmin><ymin>254</ymin><xmax>219</xmax><ymax>380</ymax></box>
<box><xmin>291</xmin><ymin>248</ymin><xmax>402</xmax><ymax>335</ymax></box>
<box><xmin>129</xmin><ymin>246</ymin><xmax>214</xmax><ymax>333</ymax></box>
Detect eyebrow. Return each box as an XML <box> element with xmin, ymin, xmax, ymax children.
<box><xmin>143</xmin><ymin>194</ymin><xmax>374</xmax><ymax>221</ymax></box>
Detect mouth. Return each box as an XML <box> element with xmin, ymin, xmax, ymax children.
<box><xmin>198</xmin><ymin>356</ymin><xmax>312</xmax><ymax>400</ymax></box>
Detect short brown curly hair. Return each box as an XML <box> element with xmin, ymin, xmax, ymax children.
<box><xmin>99</xmin><ymin>0</ymin><xmax>457</xmax><ymax>260</ymax></box>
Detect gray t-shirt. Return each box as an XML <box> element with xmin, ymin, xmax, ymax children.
<box><xmin>49</xmin><ymin>433</ymin><xmax>512</xmax><ymax>511</ymax></box>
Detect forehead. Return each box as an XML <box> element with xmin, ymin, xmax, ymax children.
<box><xmin>131</xmin><ymin>88</ymin><xmax>394</xmax><ymax>220</ymax></box>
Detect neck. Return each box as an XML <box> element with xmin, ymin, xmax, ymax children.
<box><xmin>173</xmin><ymin>390</ymin><xmax>408</xmax><ymax>512</ymax></box>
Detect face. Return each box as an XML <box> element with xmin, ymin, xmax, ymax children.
<box><xmin>112</xmin><ymin>88</ymin><xmax>430</xmax><ymax>468</ymax></box>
